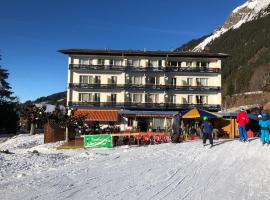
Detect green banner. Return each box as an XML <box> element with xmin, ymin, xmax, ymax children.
<box><xmin>84</xmin><ymin>134</ymin><xmax>113</xmax><ymax>148</ymax></box>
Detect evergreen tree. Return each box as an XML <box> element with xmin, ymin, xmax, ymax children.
<box><xmin>0</xmin><ymin>59</ymin><xmax>15</xmax><ymax>102</ymax></box>
<box><xmin>0</xmin><ymin>54</ymin><xmax>19</xmax><ymax>133</ymax></box>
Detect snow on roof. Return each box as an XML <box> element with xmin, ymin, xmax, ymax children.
<box><xmin>35</xmin><ymin>103</ymin><xmax>65</xmax><ymax>113</ymax></box>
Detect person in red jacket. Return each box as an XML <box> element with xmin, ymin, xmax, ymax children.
<box><xmin>236</xmin><ymin>107</ymin><xmax>250</xmax><ymax>142</ymax></box>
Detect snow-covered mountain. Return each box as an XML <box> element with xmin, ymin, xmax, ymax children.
<box><xmin>193</xmin><ymin>0</ymin><xmax>270</xmax><ymax>52</ymax></box>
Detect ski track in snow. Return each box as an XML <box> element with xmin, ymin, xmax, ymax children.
<box><xmin>1</xmin><ymin>135</ymin><xmax>270</xmax><ymax>200</ymax></box>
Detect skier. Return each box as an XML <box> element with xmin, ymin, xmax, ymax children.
<box><xmin>171</xmin><ymin>114</ymin><xmax>180</xmax><ymax>143</ymax></box>
<box><xmin>201</xmin><ymin>116</ymin><xmax>213</xmax><ymax>147</ymax></box>
<box><xmin>258</xmin><ymin>112</ymin><xmax>270</xmax><ymax>145</ymax></box>
<box><xmin>236</xmin><ymin>107</ymin><xmax>249</xmax><ymax>142</ymax></box>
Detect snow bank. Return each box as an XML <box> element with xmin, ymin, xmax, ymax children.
<box><xmin>0</xmin><ymin>134</ymin><xmax>44</xmax><ymax>150</ymax></box>
<box><xmin>1</xmin><ymin>135</ymin><xmax>270</xmax><ymax>200</ymax></box>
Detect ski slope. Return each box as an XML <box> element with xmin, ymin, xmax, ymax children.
<box><xmin>1</xmin><ymin>134</ymin><xmax>270</xmax><ymax>200</ymax></box>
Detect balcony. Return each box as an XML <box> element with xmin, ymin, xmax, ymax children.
<box><xmin>69</xmin><ymin>64</ymin><xmax>221</xmax><ymax>74</ymax></box>
<box><xmin>165</xmin><ymin>67</ymin><xmax>221</xmax><ymax>74</ymax></box>
<box><xmin>70</xmin><ymin>83</ymin><xmax>125</xmax><ymax>90</ymax></box>
<box><xmin>69</xmin><ymin>83</ymin><xmax>221</xmax><ymax>93</ymax></box>
<box><xmin>69</xmin><ymin>101</ymin><xmax>221</xmax><ymax>111</ymax></box>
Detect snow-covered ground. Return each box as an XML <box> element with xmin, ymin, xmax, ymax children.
<box><xmin>1</xmin><ymin>134</ymin><xmax>270</xmax><ymax>200</ymax></box>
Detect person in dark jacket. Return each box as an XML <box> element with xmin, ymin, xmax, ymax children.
<box><xmin>172</xmin><ymin>114</ymin><xmax>180</xmax><ymax>143</ymax></box>
<box><xmin>201</xmin><ymin>116</ymin><xmax>213</xmax><ymax>147</ymax></box>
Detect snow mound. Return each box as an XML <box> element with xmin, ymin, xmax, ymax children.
<box><xmin>0</xmin><ymin>134</ymin><xmax>44</xmax><ymax>150</ymax></box>
<box><xmin>0</xmin><ymin>134</ymin><xmax>100</xmax><ymax>185</ymax></box>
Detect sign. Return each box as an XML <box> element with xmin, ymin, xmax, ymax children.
<box><xmin>84</xmin><ymin>134</ymin><xmax>113</xmax><ymax>148</ymax></box>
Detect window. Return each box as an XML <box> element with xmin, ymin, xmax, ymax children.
<box><xmin>132</xmin><ymin>94</ymin><xmax>142</xmax><ymax>103</ymax></box>
<box><xmin>188</xmin><ymin>95</ymin><xmax>193</xmax><ymax>104</ymax></box>
<box><xmin>79</xmin><ymin>76</ymin><xmax>93</xmax><ymax>84</ymax></box>
<box><xmin>201</xmin><ymin>62</ymin><xmax>209</xmax><ymax>67</ymax></box>
<box><xmin>187</xmin><ymin>78</ymin><xmax>193</xmax><ymax>86</ymax></box>
<box><xmin>153</xmin><ymin>118</ymin><xmax>165</xmax><ymax>129</ymax></box>
<box><xmin>128</xmin><ymin>117</ymin><xmax>134</xmax><ymax>126</ymax></box>
<box><xmin>111</xmin><ymin>94</ymin><xmax>117</xmax><ymax>103</ymax></box>
<box><xmin>146</xmin><ymin>94</ymin><xmax>159</xmax><ymax>103</ymax></box>
<box><xmin>149</xmin><ymin>60</ymin><xmax>158</xmax><ymax>67</ymax></box>
<box><xmin>94</xmin><ymin>93</ymin><xmax>100</xmax><ymax>102</ymax></box>
<box><xmin>97</xmin><ymin>59</ymin><xmax>105</xmax><ymax>65</ymax></box>
<box><xmin>186</xmin><ymin>61</ymin><xmax>192</xmax><ymax>67</ymax></box>
<box><xmin>158</xmin><ymin>60</ymin><xmax>162</xmax><ymax>67</ymax></box>
<box><xmin>168</xmin><ymin>61</ymin><xmax>181</xmax><ymax>67</ymax></box>
<box><xmin>131</xmin><ymin>76</ymin><xmax>143</xmax><ymax>85</ymax></box>
<box><xmin>196</xmin><ymin>62</ymin><xmax>209</xmax><ymax>67</ymax></box>
<box><xmin>79</xmin><ymin>93</ymin><xmax>92</xmax><ymax>102</ymax></box>
<box><xmin>127</xmin><ymin>59</ymin><xmax>133</xmax><ymax>66</ymax></box>
<box><xmin>109</xmin><ymin>59</ymin><xmax>122</xmax><ymax>66</ymax></box>
<box><xmin>196</xmin><ymin>78</ymin><xmax>208</xmax><ymax>86</ymax></box>
<box><xmin>126</xmin><ymin>93</ymin><xmax>131</xmax><ymax>102</ymax></box>
<box><xmin>196</xmin><ymin>96</ymin><xmax>208</xmax><ymax>104</ymax></box>
<box><xmin>80</xmin><ymin>58</ymin><xmax>92</xmax><ymax>65</ymax></box>
<box><xmin>95</xmin><ymin>76</ymin><xmax>101</xmax><ymax>84</ymax></box>
<box><xmin>133</xmin><ymin>60</ymin><xmax>140</xmax><ymax>67</ymax></box>
<box><xmin>147</xmin><ymin>77</ymin><xmax>158</xmax><ymax>85</ymax></box>
<box><xmin>89</xmin><ymin>76</ymin><xmax>94</xmax><ymax>84</ymax></box>
<box><xmin>169</xmin><ymin>95</ymin><xmax>176</xmax><ymax>104</ymax></box>
<box><xmin>168</xmin><ymin>61</ymin><xmax>176</xmax><ymax>66</ymax></box>
<box><xmin>171</xmin><ymin>78</ymin><xmax>177</xmax><ymax>86</ymax></box>
<box><xmin>111</xmin><ymin>76</ymin><xmax>117</xmax><ymax>84</ymax></box>
<box><xmin>79</xmin><ymin>76</ymin><xmax>89</xmax><ymax>84</ymax></box>
<box><xmin>109</xmin><ymin>60</ymin><xmax>114</xmax><ymax>66</ymax></box>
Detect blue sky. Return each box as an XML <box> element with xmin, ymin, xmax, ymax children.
<box><xmin>0</xmin><ymin>0</ymin><xmax>245</xmax><ymax>102</ymax></box>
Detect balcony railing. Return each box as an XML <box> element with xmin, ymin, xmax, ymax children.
<box><xmin>69</xmin><ymin>64</ymin><xmax>221</xmax><ymax>74</ymax></box>
<box><xmin>69</xmin><ymin>101</ymin><xmax>221</xmax><ymax>111</ymax></box>
<box><xmin>69</xmin><ymin>83</ymin><xmax>221</xmax><ymax>92</ymax></box>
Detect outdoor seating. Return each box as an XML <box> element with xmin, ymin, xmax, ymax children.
<box><xmin>154</xmin><ymin>134</ymin><xmax>161</xmax><ymax>144</ymax></box>
<box><xmin>162</xmin><ymin>135</ymin><xmax>169</xmax><ymax>143</ymax></box>
<box><xmin>135</xmin><ymin>134</ymin><xmax>142</xmax><ymax>145</ymax></box>
<box><xmin>143</xmin><ymin>134</ymin><xmax>150</xmax><ymax>145</ymax></box>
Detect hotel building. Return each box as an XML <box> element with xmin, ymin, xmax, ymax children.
<box><xmin>60</xmin><ymin>49</ymin><xmax>228</xmax><ymax>132</ymax></box>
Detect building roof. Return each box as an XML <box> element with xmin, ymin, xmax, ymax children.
<box><xmin>59</xmin><ymin>48</ymin><xmax>229</xmax><ymax>58</ymax></box>
<box><xmin>74</xmin><ymin>109</ymin><xmax>119</xmax><ymax>122</ymax></box>
<box><xmin>119</xmin><ymin>110</ymin><xmax>179</xmax><ymax>118</ymax></box>
<box><xmin>218</xmin><ymin>112</ymin><xmax>258</xmax><ymax>120</ymax></box>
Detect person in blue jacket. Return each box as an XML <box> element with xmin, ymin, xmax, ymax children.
<box><xmin>201</xmin><ymin>116</ymin><xmax>213</xmax><ymax>147</ymax></box>
<box><xmin>258</xmin><ymin>112</ymin><xmax>270</xmax><ymax>145</ymax></box>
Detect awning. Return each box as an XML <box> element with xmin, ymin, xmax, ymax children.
<box><xmin>182</xmin><ymin>108</ymin><xmax>222</xmax><ymax>119</ymax></box>
<box><xmin>218</xmin><ymin>112</ymin><xmax>258</xmax><ymax>120</ymax></box>
<box><xmin>119</xmin><ymin>110</ymin><xmax>179</xmax><ymax>118</ymax></box>
<box><xmin>74</xmin><ymin>109</ymin><xmax>119</xmax><ymax>122</ymax></box>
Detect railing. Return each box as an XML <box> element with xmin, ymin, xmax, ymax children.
<box><xmin>69</xmin><ymin>64</ymin><xmax>221</xmax><ymax>73</ymax></box>
<box><xmin>69</xmin><ymin>83</ymin><xmax>221</xmax><ymax>92</ymax></box>
<box><xmin>69</xmin><ymin>101</ymin><xmax>221</xmax><ymax>111</ymax></box>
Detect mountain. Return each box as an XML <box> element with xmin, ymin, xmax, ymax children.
<box><xmin>31</xmin><ymin>91</ymin><xmax>66</xmax><ymax>106</ymax></box>
<box><xmin>194</xmin><ymin>0</ymin><xmax>270</xmax><ymax>52</ymax></box>
<box><xmin>176</xmin><ymin>0</ymin><xmax>270</xmax><ymax>96</ymax></box>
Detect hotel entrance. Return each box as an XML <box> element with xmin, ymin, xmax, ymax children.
<box><xmin>137</xmin><ymin>117</ymin><xmax>151</xmax><ymax>132</ymax></box>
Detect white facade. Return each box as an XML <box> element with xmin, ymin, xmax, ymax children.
<box><xmin>61</xmin><ymin>49</ymin><xmax>227</xmax><ymax>131</ymax></box>
<box><xmin>65</xmin><ymin>55</ymin><xmax>223</xmax><ymax>106</ymax></box>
